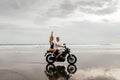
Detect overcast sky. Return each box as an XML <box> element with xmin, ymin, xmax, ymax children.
<box><xmin>0</xmin><ymin>0</ymin><xmax>120</xmax><ymax>44</ymax></box>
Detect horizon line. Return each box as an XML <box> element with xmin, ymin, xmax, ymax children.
<box><xmin>0</xmin><ymin>43</ymin><xmax>115</xmax><ymax>46</ymax></box>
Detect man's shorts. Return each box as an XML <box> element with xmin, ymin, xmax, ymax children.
<box><xmin>54</xmin><ymin>49</ymin><xmax>59</xmax><ymax>55</ymax></box>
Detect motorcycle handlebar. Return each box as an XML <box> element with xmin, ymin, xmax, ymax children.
<box><xmin>64</xmin><ymin>46</ymin><xmax>66</xmax><ymax>48</ymax></box>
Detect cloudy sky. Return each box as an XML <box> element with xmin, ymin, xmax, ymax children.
<box><xmin>0</xmin><ymin>0</ymin><xmax>120</xmax><ymax>44</ymax></box>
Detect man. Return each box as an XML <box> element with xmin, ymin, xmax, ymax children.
<box><xmin>54</xmin><ymin>37</ymin><xmax>64</xmax><ymax>59</ymax></box>
<box><xmin>49</xmin><ymin>32</ymin><xmax>64</xmax><ymax>59</ymax></box>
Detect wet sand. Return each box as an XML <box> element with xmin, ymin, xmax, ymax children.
<box><xmin>0</xmin><ymin>45</ymin><xmax>120</xmax><ymax>80</ymax></box>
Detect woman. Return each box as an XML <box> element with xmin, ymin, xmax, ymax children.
<box><xmin>49</xmin><ymin>32</ymin><xmax>55</xmax><ymax>52</ymax></box>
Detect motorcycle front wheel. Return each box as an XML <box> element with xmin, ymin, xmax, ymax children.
<box><xmin>46</xmin><ymin>54</ymin><xmax>55</xmax><ymax>64</ymax></box>
<box><xmin>67</xmin><ymin>64</ymin><xmax>77</xmax><ymax>74</ymax></box>
<box><xmin>67</xmin><ymin>54</ymin><xmax>77</xmax><ymax>64</ymax></box>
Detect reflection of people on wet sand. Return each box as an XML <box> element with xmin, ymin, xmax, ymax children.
<box><xmin>54</xmin><ymin>66</ymin><xmax>69</xmax><ymax>80</ymax></box>
<box><xmin>44</xmin><ymin>64</ymin><xmax>77</xmax><ymax>80</ymax></box>
<box><xmin>45</xmin><ymin>66</ymin><xmax>69</xmax><ymax>80</ymax></box>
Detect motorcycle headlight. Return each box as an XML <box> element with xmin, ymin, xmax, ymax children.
<box><xmin>67</xmin><ymin>48</ymin><xmax>70</xmax><ymax>52</ymax></box>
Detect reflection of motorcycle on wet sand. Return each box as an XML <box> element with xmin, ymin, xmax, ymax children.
<box><xmin>44</xmin><ymin>64</ymin><xmax>77</xmax><ymax>80</ymax></box>
<box><xmin>44</xmin><ymin>43</ymin><xmax>77</xmax><ymax>64</ymax></box>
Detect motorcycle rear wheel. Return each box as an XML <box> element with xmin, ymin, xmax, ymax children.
<box><xmin>46</xmin><ymin>64</ymin><xmax>55</xmax><ymax>73</ymax></box>
<box><xmin>46</xmin><ymin>54</ymin><xmax>55</xmax><ymax>64</ymax></box>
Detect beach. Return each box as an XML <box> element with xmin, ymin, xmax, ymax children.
<box><xmin>0</xmin><ymin>45</ymin><xmax>120</xmax><ymax>80</ymax></box>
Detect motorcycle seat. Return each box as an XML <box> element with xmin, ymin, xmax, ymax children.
<box><xmin>47</xmin><ymin>50</ymin><xmax>53</xmax><ymax>53</ymax></box>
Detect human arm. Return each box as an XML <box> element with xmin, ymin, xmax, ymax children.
<box><xmin>56</xmin><ymin>43</ymin><xmax>64</xmax><ymax>48</ymax></box>
<box><xmin>49</xmin><ymin>31</ymin><xmax>54</xmax><ymax>45</ymax></box>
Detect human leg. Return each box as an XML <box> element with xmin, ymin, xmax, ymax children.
<box><xmin>49</xmin><ymin>48</ymin><xmax>57</xmax><ymax>53</ymax></box>
<box><xmin>56</xmin><ymin>50</ymin><xmax>63</xmax><ymax>59</ymax></box>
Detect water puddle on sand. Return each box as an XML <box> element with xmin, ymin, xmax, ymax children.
<box><xmin>0</xmin><ymin>63</ymin><xmax>120</xmax><ymax>80</ymax></box>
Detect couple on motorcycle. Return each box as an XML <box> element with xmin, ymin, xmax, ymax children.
<box><xmin>49</xmin><ymin>32</ymin><xmax>64</xmax><ymax>60</ymax></box>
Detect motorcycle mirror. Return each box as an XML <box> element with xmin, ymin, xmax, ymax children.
<box><xmin>63</xmin><ymin>43</ymin><xmax>66</xmax><ymax>45</ymax></box>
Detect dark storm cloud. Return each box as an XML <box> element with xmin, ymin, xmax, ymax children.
<box><xmin>46</xmin><ymin>0</ymin><xmax>119</xmax><ymax>17</ymax></box>
<box><xmin>0</xmin><ymin>0</ymin><xmax>39</xmax><ymax>14</ymax></box>
<box><xmin>46</xmin><ymin>0</ymin><xmax>76</xmax><ymax>17</ymax></box>
<box><xmin>77</xmin><ymin>0</ymin><xmax>118</xmax><ymax>15</ymax></box>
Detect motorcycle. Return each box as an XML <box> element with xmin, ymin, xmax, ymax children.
<box><xmin>44</xmin><ymin>43</ymin><xmax>77</xmax><ymax>64</ymax></box>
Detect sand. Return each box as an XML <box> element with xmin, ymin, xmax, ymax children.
<box><xmin>0</xmin><ymin>45</ymin><xmax>120</xmax><ymax>80</ymax></box>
